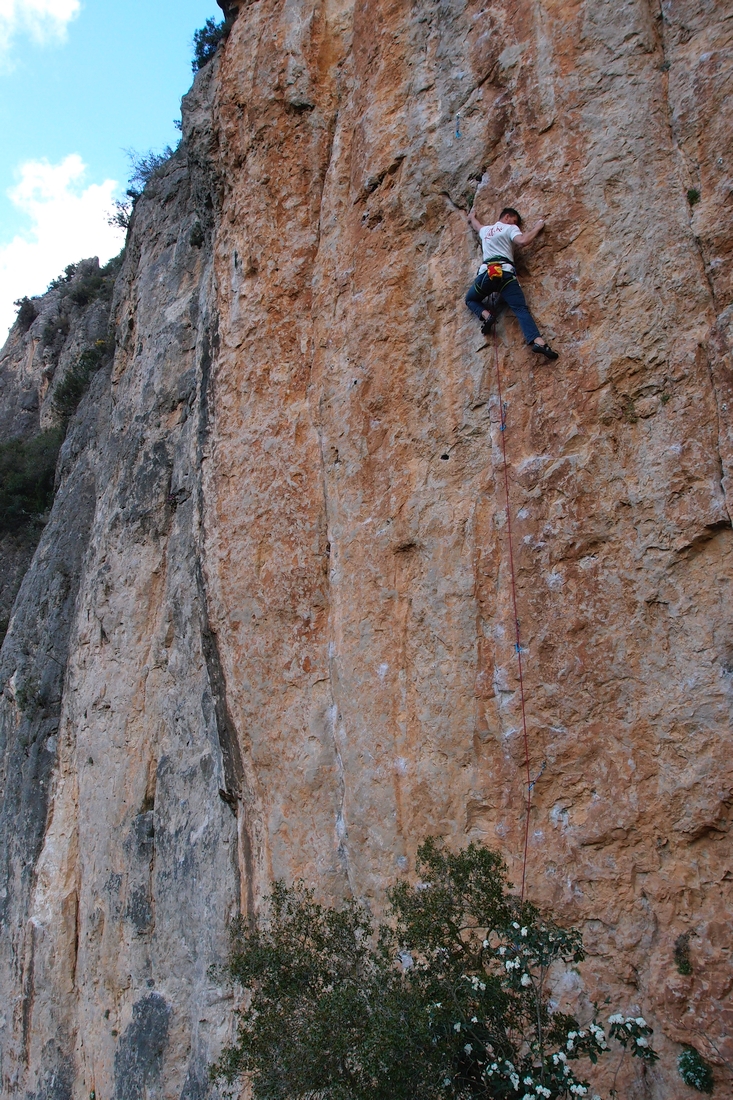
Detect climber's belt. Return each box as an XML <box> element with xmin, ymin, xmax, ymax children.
<box><xmin>478</xmin><ymin>256</ymin><xmax>516</xmax><ymax>277</ymax></box>
<box><xmin>474</xmin><ymin>258</ymin><xmax>516</xmax><ymax>298</ymax></box>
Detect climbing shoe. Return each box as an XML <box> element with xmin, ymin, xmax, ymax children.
<box><xmin>531</xmin><ymin>341</ymin><xmax>559</xmax><ymax>360</ymax></box>
<box><xmin>480</xmin><ymin>316</ymin><xmax>496</xmax><ymax>336</ymax></box>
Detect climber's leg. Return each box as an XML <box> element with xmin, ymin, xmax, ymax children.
<box><xmin>465</xmin><ymin>273</ymin><xmax>494</xmax><ymax>322</ymax></box>
<box><xmin>498</xmin><ymin>279</ymin><xmax>542</xmax><ymax>344</ymax></box>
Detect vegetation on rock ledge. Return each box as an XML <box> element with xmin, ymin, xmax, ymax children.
<box><xmin>52</xmin><ymin>339</ymin><xmax>111</xmax><ymax>421</ymax></box>
<box><xmin>212</xmin><ymin>840</ymin><xmax>658</xmax><ymax>1100</ymax></box>
<box><xmin>0</xmin><ymin>429</ymin><xmax>64</xmax><ymax>535</ymax></box>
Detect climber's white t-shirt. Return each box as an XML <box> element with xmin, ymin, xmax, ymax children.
<box><xmin>479</xmin><ymin>221</ymin><xmax>521</xmax><ymax>265</ymax></box>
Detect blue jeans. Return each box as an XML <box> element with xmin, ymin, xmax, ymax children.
<box><xmin>465</xmin><ymin>272</ymin><xmax>541</xmax><ymax>344</ymax></box>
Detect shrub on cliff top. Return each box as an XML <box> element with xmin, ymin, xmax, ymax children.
<box><xmin>212</xmin><ymin>839</ymin><xmax>658</xmax><ymax>1099</ymax></box>
<box><xmin>192</xmin><ymin>17</ymin><xmax>226</xmax><ymax>71</ymax></box>
<box><xmin>46</xmin><ymin>253</ymin><xmax>123</xmax><ymax>306</ymax></box>
<box><xmin>13</xmin><ymin>296</ymin><xmax>38</xmax><ymax>333</ymax></box>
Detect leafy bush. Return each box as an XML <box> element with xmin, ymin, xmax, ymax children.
<box><xmin>52</xmin><ymin>339</ymin><xmax>111</xmax><ymax>420</ymax></box>
<box><xmin>125</xmin><ymin>148</ymin><xmax>176</xmax><ymax>201</ymax></box>
<box><xmin>14</xmin><ymin>297</ymin><xmax>38</xmax><ymax>333</ymax></box>
<box><xmin>687</xmin><ymin>188</ymin><xmax>701</xmax><ymax>207</ymax></box>
<box><xmin>0</xmin><ymin>429</ymin><xmax>64</xmax><ymax>533</ymax></box>
<box><xmin>212</xmin><ymin>839</ymin><xmax>658</xmax><ymax>1099</ymax></box>
<box><xmin>678</xmin><ymin>1047</ymin><xmax>714</xmax><ymax>1093</ymax></box>
<box><xmin>192</xmin><ymin>17</ymin><xmax>226</xmax><ymax>71</ymax></box>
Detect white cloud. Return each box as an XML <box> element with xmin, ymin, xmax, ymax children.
<box><xmin>0</xmin><ymin>0</ymin><xmax>80</xmax><ymax>52</ymax></box>
<box><xmin>0</xmin><ymin>155</ymin><xmax>125</xmax><ymax>341</ymax></box>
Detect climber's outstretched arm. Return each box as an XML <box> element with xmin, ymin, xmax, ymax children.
<box><xmin>467</xmin><ymin>209</ymin><xmax>484</xmax><ymax>234</ymax></box>
<box><xmin>514</xmin><ymin>219</ymin><xmax>545</xmax><ymax>247</ymax></box>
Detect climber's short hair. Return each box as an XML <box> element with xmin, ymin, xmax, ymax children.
<box><xmin>500</xmin><ymin>207</ymin><xmax>523</xmax><ymax>227</ymax></box>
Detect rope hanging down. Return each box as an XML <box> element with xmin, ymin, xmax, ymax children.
<box><xmin>492</xmin><ymin>327</ymin><xmax>533</xmax><ymax>902</ymax></box>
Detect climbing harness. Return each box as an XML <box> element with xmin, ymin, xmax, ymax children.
<box><xmin>492</xmin><ymin>326</ymin><xmax>534</xmax><ymax>903</ymax></box>
<box><xmin>472</xmin><ymin>258</ymin><xmax>518</xmax><ymax>304</ymax></box>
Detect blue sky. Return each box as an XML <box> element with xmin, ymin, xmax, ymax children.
<box><xmin>0</xmin><ymin>0</ymin><xmax>222</xmax><ymax>338</ymax></box>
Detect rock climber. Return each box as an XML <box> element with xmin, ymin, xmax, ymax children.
<box><xmin>465</xmin><ymin>206</ymin><xmax>558</xmax><ymax>360</ymax></box>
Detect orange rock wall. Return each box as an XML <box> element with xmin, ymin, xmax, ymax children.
<box><xmin>207</xmin><ymin>0</ymin><xmax>733</xmax><ymax>1092</ymax></box>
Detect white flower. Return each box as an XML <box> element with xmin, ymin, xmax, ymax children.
<box><xmin>499</xmin><ymin>946</ymin><xmax>506</xmax><ymax>955</ymax></box>
<box><xmin>521</xmin><ymin>927</ymin><xmax>528</xmax><ymax>936</ymax></box>
<box><xmin>635</xmin><ymin>1016</ymin><xmax>647</xmax><ymax>1027</ymax></box>
<box><xmin>578</xmin><ymin>1030</ymin><xmax>586</xmax><ymax>1038</ymax></box>
<box><xmin>513</xmin><ymin>922</ymin><xmax>520</xmax><ymax>929</ymax></box>
<box><xmin>636</xmin><ymin>1036</ymin><xmax>648</xmax><ymax>1047</ymax></box>
<box><xmin>568</xmin><ymin>1031</ymin><xmax>577</xmax><ymax>1039</ymax></box>
<box><xmin>465</xmin><ymin>1044</ymin><xmax>473</xmax><ymax>1054</ymax></box>
<box><xmin>566</xmin><ymin>1039</ymin><xmax>574</xmax><ymax>1050</ymax></box>
<box><xmin>434</xmin><ymin>1002</ymin><xmax>442</xmax><ymax>1008</ymax></box>
<box><xmin>483</xmin><ymin>939</ymin><xmax>490</xmax><ymax>948</ymax></box>
<box><xmin>510</xmin><ymin>1073</ymin><xmax>520</xmax><ymax>1090</ymax></box>
<box><xmin>608</xmin><ymin>1013</ymin><xmax>624</xmax><ymax>1025</ymax></box>
<box><xmin>480</xmin><ymin>981</ymin><xmax>486</xmax><ymax>990</ymax></box>
<box><xmin>454</xmin><ymin>1022</ymin><xmax>461</xmax><ymax>1031</ymax></box>
<box><xmin>521</xmin><ymin>974</ymin><xmax>532</xmax><ymax>987</ymax></box>
<box><xmin>471</xmin><ymin>1016</ymin><xmax>478</xmax><ymax>1023</ymax></box>
<box><xmin>524</xmin><ymin>1077</ymin><xmax>534</xmax><ymax>1085</ymax></box>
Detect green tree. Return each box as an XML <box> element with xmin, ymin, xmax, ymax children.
<box><xmin>192</xmin><ymin>17</ymin><xmax>226</xmax><ymax>71</ymax></box>
<box><xmin>212</xmin><ymin>839</ymin><xmax>658</xmax><ymax>1099</ymax></box>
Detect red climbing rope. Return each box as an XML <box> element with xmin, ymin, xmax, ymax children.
<box><xmin>492</xmin><ymin>327</ymin><xmax>533</xmax><ymax>902</ymax></box>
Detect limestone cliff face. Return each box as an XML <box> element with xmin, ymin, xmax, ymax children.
<box><xmin>1</xmin><ymin>1</ymin><xmax>731</xmax><ymax>1097</ymax></box>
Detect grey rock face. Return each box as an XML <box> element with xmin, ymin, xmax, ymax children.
<box><xmin>0</xmin><ymin>258</ymin><xmax>117</xmax><ymax>640</ymax></box>
<box><xmin>0</xmin><ymin>63</ymin><xmax>237</xmax><ymax>1100</ymax></box>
